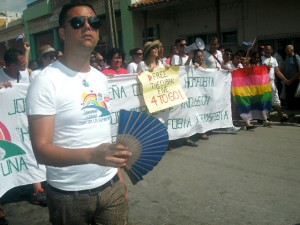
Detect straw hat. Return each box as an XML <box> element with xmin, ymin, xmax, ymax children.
<box><xmin>143</xmin><ymin>40</ymin><xmax>162</xmax><ymax>56</ymax></box>
<box><xmin>38</xmin><ymin>45</ymin><xmax>57</xmax><ymax>57</ymax></box>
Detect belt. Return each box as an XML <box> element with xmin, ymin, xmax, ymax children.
<box><xmin>47</xmin><ymin>174</ymin><xmax>119</xmax><ymax>195</ymax></box>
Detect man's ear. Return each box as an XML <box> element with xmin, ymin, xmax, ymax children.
<box><xmin>58</xmin><ymin>27</ymin><xmax>65</xmax><ymax>40</ymax></box>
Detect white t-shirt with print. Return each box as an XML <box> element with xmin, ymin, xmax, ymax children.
<box><xmin>26</xmin><ymin>60</ymin><xmax>117</xmax><ymax>191</ymax></box>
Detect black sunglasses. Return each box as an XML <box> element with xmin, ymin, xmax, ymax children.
<box><xmin>68</xmin><ymin>16</ymin><xmax>101</xmax><ymax>30</ymax></box>
<box><xmin>179</xmin><ymin>44</ymin><xmax>187</xmax><ymax>47</ymax></box>
<box><xmin>151</xmin><ymin>45</ymin><xmax>159</xmax><ymax>50</ymax></box>
<box><xmin>135</xmin><ymin>52</ymin><xmax>143</xmax><ymax>55</ymax></box>
<box><xmin>43</xmin><ymin>53</ymin><xmax>57</xmax><ymax>60</ymax></box>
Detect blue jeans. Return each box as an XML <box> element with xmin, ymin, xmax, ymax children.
<box><xmin>46</xmin><ymin>180</ymin><xmax>128</xmax><ymax>225</ymax></box>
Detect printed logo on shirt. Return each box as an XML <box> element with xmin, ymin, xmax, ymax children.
<box><xmin>80</xmin><ymin>91</ymin><xmax>110</xmax><ymax>125</ymax></box>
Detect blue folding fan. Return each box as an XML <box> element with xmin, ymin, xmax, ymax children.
<box><xmin>116</xmin><ymin>109</ymin><xmax>169</xmax><ymax>185</ymax></box>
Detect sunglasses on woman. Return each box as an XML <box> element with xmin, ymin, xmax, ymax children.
<box><xmin>43</xmin><ymin>53</ymin><xmax>57</xmax><ymax>60</ymax></box>
<box><xmin>151</xmin><ymin>45</ymin><xmax>159</xmax><ymax>50</ymax></box>
<box><xmin>68</xmin><ymin>16</ymin><xmax>101</xmax><ymax>30</ymax></box>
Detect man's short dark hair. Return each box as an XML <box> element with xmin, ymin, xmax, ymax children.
<box><xmin>129</xmin><ymin>48</ymin><xmax>142</xmax><ymax>57</ymax></box>
<box><xmin>224</xmin><ymin>48</ymin><xmax>232</xmax><ymax>54</ymax></box>
<box><xmin>175</xmin><ymin>38</ymin><xmax>186</xmax><ymax>45</ymax></box>
<box><xmin>58</xmin><ymin>1</ymin><xmax>97</xmax><ymax>28</ymax></box>
<box><xmin>235</xmin><ymin>50</ymin><xmax>245</xmax><ymax>57</ymax></box>
<box><xmin>210</xmin><ymin>37</ymin><xmax>220</xmax><ymax>44</ymax></box>
<box><xmin>3</xmin><ymin>48</ymin><xmax>24</xmax><ymax>66</ymax></box>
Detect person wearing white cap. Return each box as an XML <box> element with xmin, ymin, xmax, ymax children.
<box><xmin>30</xmin><ymin>45</ymin><xmax>58</xmax><ymax>81</ymax></box>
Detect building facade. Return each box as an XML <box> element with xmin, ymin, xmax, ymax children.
<box><xmin>0</xmin><ymin>0</ymin><xmax>299</xmax><ymax>62</ymax></box>
<box><xmin>127</xmin><ymin>0</ymin><xmax>300</xmax><ymax>55</ymax></box>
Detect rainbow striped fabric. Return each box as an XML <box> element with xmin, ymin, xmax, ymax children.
<box><xmin>231</xmin><ymin>66</ymin><xmax>272</xmax><ymax>121</ymax></box>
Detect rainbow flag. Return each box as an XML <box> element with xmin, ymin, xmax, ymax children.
<box><xmin>231</xmin><ymin>66</ymin><xmax>272</xmax><ymax>121</ymax></box>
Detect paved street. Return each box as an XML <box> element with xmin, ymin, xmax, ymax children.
<box><xmin>1</xmin><ymin>115</ymin><xmax>300</xmax><ymax>225</ymax></box>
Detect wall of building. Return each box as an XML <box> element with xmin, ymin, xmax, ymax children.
<box><xmin>0</xmin><ymin>0</ymin><xmax>123</xmax><ymax>60</ymax></box>
<box><xmin>1</xmin><ymin>0</ymin><xmax>299</xmax><ymax>61</ymax></box>
<box><xmin>130</xmin><ymin>0</ymin><xmax>300</xmax><ymax>55</ymax></box>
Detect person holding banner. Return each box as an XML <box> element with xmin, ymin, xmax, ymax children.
<box><xmin>250</xmin><ymin>51</ymin><xmax>262</xmax><ymax>66</ymax></box>
<box><xmin>26</xmin><ymin>2</ymin><xmax>132</xmax><ymax>225</ymax></box>
<box><xmin>137</xmin><ymin>40</ymin><xmax>165</xmax><ymax>73</ymax></box>
<box><xmin>102</xmin><ymin>48</ymin><xmax>129</xmax><ymax>75</ymax></box>
<box><xmin>0</xmin><ymin>48</ymin><xmax>47</xmax><ymax>206</ymax></box>
<box><xmin>221</xmin><ymin>48</ymin><xmax>235</xmax><ymax>71</ymax></box>
<box><xmin>193</xmin><ymin>49</ymin><xmax>207</xmax><ymax>69</ymax></box>
<box><xmin>193</xmin><ymin>49</ymin><xmax>209</xmax><ymax>140</ymax></box>
<box><xmin>232</xmin><ymin>51</ymin><xmax>244</xmax><ymax>69</ymax></box>
<box><xmin>0</xmin><ymin>48</ymin><xmax>29</xmax><ymax>85</ymax></box>
<box><xmin>170</xmin><ymin>46</ymin><xmax>199</xmax><ymax>147</ymax></box>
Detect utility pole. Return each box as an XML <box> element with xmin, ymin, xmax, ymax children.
<box><xmin>104</xmin><ymin>0</ymin><xmax>118</xmax><ymax>48</ymax></box>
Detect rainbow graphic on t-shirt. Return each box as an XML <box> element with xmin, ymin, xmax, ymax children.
<box><xmin>81</xmin><ymin>93</ymin><xmax>110</xmax><ymax>116</ymax></box>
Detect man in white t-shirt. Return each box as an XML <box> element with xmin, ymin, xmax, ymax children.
<box><xmin>203</xmin><ymin>37</ymin><xmax>223</xmax><ymax>69</ymax></box>
<box><xmin>171</xmin><ymin>38</ymin><xmax>193</xmax><ymax>66</ymax></box>
<box><xmin>170</xmin><ymin>38</ymin><xmax>198</xmax><ymax>146</ymax></box>
<box><xmin>261</xmin><ymin>45</ymin><xmax>290</xmax><ymax>124</ymax></box>
<box><xmin>26</xmin><ymin>2</ymin><xmax>132</xmax><ymax>225</ymax></box>
<box><xmin>0</xmin><ymin>48</ymin><xmax>29</xmax><ymax>86</ymax></box>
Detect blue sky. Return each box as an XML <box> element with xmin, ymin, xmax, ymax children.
<box><xmin>0</xmin><ymin>0</ymin><xmax>36</xmax><ymax>13</ymax></box>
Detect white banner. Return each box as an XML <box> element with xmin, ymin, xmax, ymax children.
<box><xmin>0</xmin><ymin>84</ymin><xmax>46</xmax><ymax>197</ymax></box>
<box><xmin>109</xmin><ymin>66</ymin><xmax>233</xmax><ymax>140</ymax></box>
<box><xmin>0</xmin><ymin>66</ymin><xmax>232</xmax><ymax>196</ymax></box>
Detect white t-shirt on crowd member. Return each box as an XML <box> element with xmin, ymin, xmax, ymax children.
<box><xmin>0</xmin><ymin>68</ymin><xmax>30</xmax><ymax>83</ymax></box>
<box><xmin>171</xmin><ymin>54</ymin><xmax>192</xmax><ymax>66</ymax></box>
<box><xmin>127</xmin><ymin>62</ymin><xmax>139</xmax><ymax>74</ymax></box>
<box><xmin>203</xmin><ymin>50</ymin><xmax>223</xmax><ymax>69</ymax></box>
<box><xmin>138</xmin><ymin>60</ymin><xmax>165</xmax><ymax>72</ymax></box>
<box><xmin>26</xmin><ymin>60</ymin><xmax>117</xmax><ymax>191</ymax></box>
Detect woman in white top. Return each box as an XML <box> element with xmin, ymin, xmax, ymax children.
<box><xmin>137</xmin><ymin>40</ymin><xmax>166</xmax><ymax>73</ymax></box>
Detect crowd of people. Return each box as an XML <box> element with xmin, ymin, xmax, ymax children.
<box><xmin>0</xmin><ymin>2</ymin><xmax>300</xmax><ymax>225</ymax></box>
<box><xmin>86</xmin><ymin>36</ymin><xmax>299</xmax><ymax>147</ymax></box>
